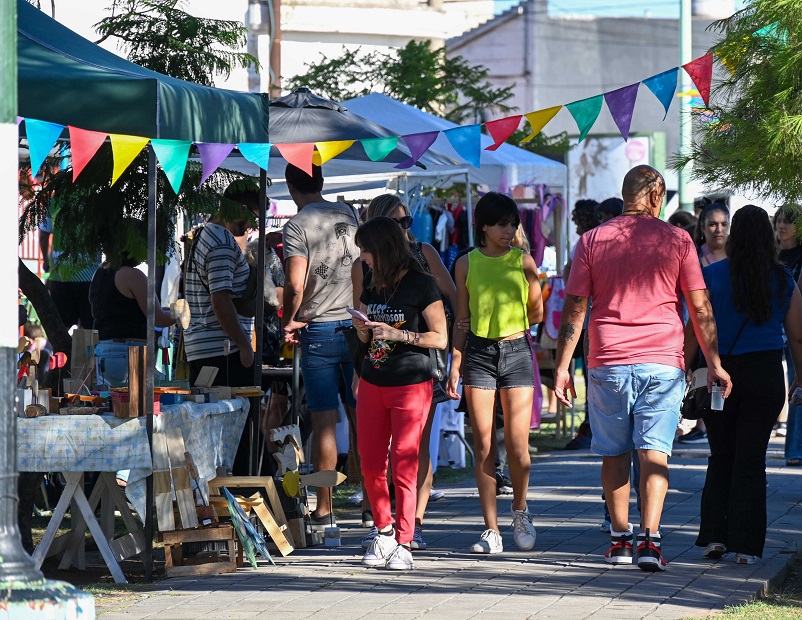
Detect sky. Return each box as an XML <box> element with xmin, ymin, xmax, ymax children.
<box><xmin>494</xmin><ymin>0</ymin><xmax>748</xmax><ymax>18</ymax></box>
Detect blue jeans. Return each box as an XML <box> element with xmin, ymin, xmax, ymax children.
<box><xmin>299</xmin><ymin>320</ymin><xmax>356</xmax><ymax>412</ymax></box>
<box><xmin>784</xmin><ymin>346</ymin><xmax>802</xmax><ymax>460</ymax></box>
<box><xmin>587</xmin><ymin>363</ymin><xmax>685</xmax><ymax>457</ymax></box>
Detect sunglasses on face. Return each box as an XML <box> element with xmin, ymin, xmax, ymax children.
<box><xmin>392</xmin><ymin>216</ymin><xmax>414</xmax><ymax>230</ymax></box>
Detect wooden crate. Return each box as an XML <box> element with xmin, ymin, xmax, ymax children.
<box><xmin>159</xmin><ymin>524</ymin><xmax>240</xmax><ymax>578</ymax></box>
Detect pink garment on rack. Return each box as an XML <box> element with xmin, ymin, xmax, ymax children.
<box><xmin>544</xmin><ymin>276</ymin><xmax>565</xmax><ymax>341</ymax></box>
<box><xmin>531</xmin><ymin>206</ymin><xmax>547</xmax><ymax>266</ymax></box>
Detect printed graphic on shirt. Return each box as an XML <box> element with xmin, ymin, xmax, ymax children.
<box><xmin>334</xmin><ymin>222</ymin><xmax>354</xmax><ymax>267</ymax></box>
<box><xmin>366</xmin><ymin>302</ymin><xmax>406</xmax><ymax>368</ymax></box>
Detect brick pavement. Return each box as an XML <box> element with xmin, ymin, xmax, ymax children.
<box><xmin>97</xmin><ymin>439</ymin><xmax>801</xmax><ymax>620</ymax></box>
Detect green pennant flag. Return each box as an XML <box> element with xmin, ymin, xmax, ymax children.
<box><xmin>151</xmin><ymin>139</ymin><xmax>192</xmax><ymax>193</ymax></box>
<box><xmin>361</xmin><ymin>136</ymin><xmax>398</xmax><ymax>162</ymax></box>
<box><xmin>565</xmin><ymin>95</ymin><xmax>603</xmax><ymax>143</ymax></box>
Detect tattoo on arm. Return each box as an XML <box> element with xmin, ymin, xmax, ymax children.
<box><xmin>559</xmin><ymin>323</ymin><xmax>575</xmax><ymax>343</ymax></box>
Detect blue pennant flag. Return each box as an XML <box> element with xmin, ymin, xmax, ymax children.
<box><xmin>643</xmin><ymin>67</ymin><xmax>678</xmax><ymax>120</ymax></box>
<box><xmin>26</xmin><ymin>119</ymin><xmax>66</xmax><ymax>174</ymax></box>
<box><xmin>443</xmin><ymin>125</ymin><xmax>482</xmax><ymax>168</ymax></box>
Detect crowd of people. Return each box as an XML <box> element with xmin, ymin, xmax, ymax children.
<box><xmin>27</xmin><ymin>162</ymin><xmax>801</xmax><ymax>574</ymax></box>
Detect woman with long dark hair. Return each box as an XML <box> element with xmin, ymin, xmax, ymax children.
<box><xmin>694</xmin><ymin>202</ymin><xmax>730</xmax><ymax>267</ymax></box>
<box><xmin>686</xmin><ymin>205</ymin><xmax>802</xmax><ymax>564</ymax></box>
<box><xmin>352</xmin><ymin>217</ymin><xmax>448</xmax><ymax>571</ymax></box>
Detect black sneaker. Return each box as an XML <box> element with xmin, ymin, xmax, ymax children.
<box><xmin>309</xmin><ymin>512</ymin><xmax>336</xmax><ymax>532</ymax></box>
<box><xmin>637</xmin><ymin>529</ymin><xmax>667</xmax><ymax>572</ymax></box>
<box><xmin>678</xmin><ymin>429</ymin><xmax>708</xmax><ymax>444</ymax></box>
<box><xmin>495</xmin><ymin>471</ymin><xmax>513</xmax><ymax>495</ymax></box>
<box><xmin>605</xmin><ymin>530</ymin><xmax>634</xmax><ymax>565</ymax></box>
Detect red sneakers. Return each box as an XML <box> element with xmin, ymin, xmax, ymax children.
<box><xmin>605</xmin><ymin>530</ymin><xmax>634</xmax><ymax>565</ymax></box>
<box><xmin>637</xmin><ymin>529</ymin><xmax>667</xmax><ymax>572</ymax></box>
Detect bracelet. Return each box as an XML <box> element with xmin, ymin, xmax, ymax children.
<box><xmin>403</xmin><ymin>329</ymin><xmax>409</xmax><ymax>343</ymax></box>
<box><xmin>413</xmin><ymin>332</ymin><xmax>420</xmax><ymax>346</ymax></box>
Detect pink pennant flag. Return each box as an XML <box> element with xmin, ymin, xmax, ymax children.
<box><xmin>276</xmin><ymin>143</ymin><xmax>315</xmax><ymax>176</ymax></box>
<box><xmin>68</xmin><ymin>126</ymin><xmax>107</xmax><ymax>181</ymax></box>
<box><xmin>395</xmin><ymin>132</ymin><xmax>439</xmax><ymax>169</ymax></box>
<box><xmin>196</xmin><ymin>143</ymin><xmax>234</xmax><ymax>187</ymax></box>
<box><xmin>604</xmin><ymin>83</ymin><xmax>640</xmax><ymax>141</ymax></box>
<box><xmin>683</xmin><ymin>54</ymin><xmax>714</xmax><ymax>108</ymax></box>
<box><xmin>484</xmin><ymin>115</ymin><xmax>522</xmax><ymax>151</ymax></box>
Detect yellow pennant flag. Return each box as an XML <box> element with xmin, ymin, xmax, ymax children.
<box><xmin>521</xmin><ymin>106</ymin><xmax>562</xmax><ymax>144</ymax></box>
<box><xmin>109</xmin><ymin>134</ymin><xmax>150</xmax><ymax>185</ymax></box>
<box><xmin>315</xmin><ymin>140</ymin><xmax>355</xmax><ymax>165</ymax></box>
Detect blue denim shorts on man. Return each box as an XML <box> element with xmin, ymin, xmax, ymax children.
<box><xmin>299</xmin><ymin>319</ymin><xmax>356</xmax><ymax>412</ymax></box>
<box><xmin>587</xmin><ymin>364</ymin><xmax>685</xmax><ymax>457</ymax></box>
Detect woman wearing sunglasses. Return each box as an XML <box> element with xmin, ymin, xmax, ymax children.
<box><xmin>352</xmin><ymin>194</ymin><xmax>457</xmax><ymax>552</ymax></box>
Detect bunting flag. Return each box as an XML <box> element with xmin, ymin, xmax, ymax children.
<box><xmin>316</xmin><ymin>140</ymin><xmax>355</xmax><ymax>165</ymax></box>
<box><xmin>361</xmin><ymin>136</ymin><xmax>398</xmax><ymax>162</ymax></box>
<box><xmin>395</xmin><ymin>131</ymin><xmax>439</xmax><ymax>169</ymax></box>
<box><xmin>26</xmin><ymin>119</ymin><xmax>65</xmax><ymax>174</ymax></box>
<box><xmin>521</xmin><ymin>106</ymin><xmax>561</xmax><ymax>144</ymax></box>
<box><xmin>68</xmin><ymin>126</ymin><xmax>107</xmax><ymax>181</ymax></box>
<box><xmin>237</xmin><ymin>142</ymin><xmax>273</xmax><ymax>170</ymax></box>
<box><xmin>151</xmin><ymin>139</ymin><xmax>191</xmax><ymax>193</ymax></box>
<box><xmin>683</xmin><ymin>53</ymin><xmax>713</xmax><ymax>108</ymax></box>
<box><xmin>109</xmin><ymin>134</ymin><xmax>149</xmax><ymax>185</ymax></box>
<box><xmin>565</xmin><ymin>95</ymin><xmax>603</xmax><ymax>143</ymax></box>
<box><xmin>444</xmin><ymin>125</ymin><xmax>482</xmax><ymax>167</ymax></box>
<box><xmin>16</xmin><ymin>116</ymin><xmax>22</xmax><ymax>126</ymax></box>
<box><xmin>604</xmin><ymin>83</ymin><xmax>640</xmax><ymax>141</ymax></box>
<box><xmin>276</xmin><ymin>142</ymin><xmax>315</xmax><ymax>176</ymax></box>
<box><xmin>484</xmin><ymin>115</ymin><xmax>522</xmax><ymax>151</ymax></box>
<box><xmin>196</xmin><ymin>143</ymin><xmax>234</xmax><ymax>186</ymax></box>
<box><xmin>642</xmin><ymin>67</ymin><xmax>678</xmax><ymax>120</ymax></box>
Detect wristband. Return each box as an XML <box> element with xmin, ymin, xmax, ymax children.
<box><xmin>413</xmin><ymin>332</ymin><xmax>420</xmax><ymax>346</ymax></box>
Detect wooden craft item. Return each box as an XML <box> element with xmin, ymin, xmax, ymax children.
<box><xmin>128</xmin><ymin>346</ymin><xmax>146</xmax><ymax>418</ymax></box>
<box><xmin>164</xmin><ymin>429</ymin><xmax>199</xmax><ymax>529</ymax></box>
<box><xmin>273</xmin><ymin>443</ymin><xmax>299</xmax><ymax>475</ymax></box>
<box><xmin>160</xmin><ymin>524</ymin><xmax>238</xmax><ymax>578</ymax></box>
<box><xmin>185</xmin><ymin>451</ymin><xmax>216</xmax><ymax>524</ymax></box>
<box><xmin>59</xmin><ymin>406</ymin><xmax>105</xmax><ymax>416</ymax></box>
<box><xmin>24</xmin><ymin>403</ymin><xmax>47</xmax><ymax>418</ymax></box>
<box><xmin>170</xmin><ymin>299</ymin><xmax>191</xmax><ymax>330</ymax></box>
<box><xmin>70</xmin><ymin>328</ymin><xmax>98</xmax><ymax>386</ymax></box>
<box><xmin>270</xmin><ymin>424</ymin><xmax>305</xmax><ymax>461</ymax></box>
<box><xmin>17</xmin><ymin>336</ymin><xmax>29</xmax><ymax>354</ymax></box>
<box><xmin>231</xmin><ymin>386</ymin><xmax>265</xmax><ymax>398</ymax></box>
<box><xmin>151</xmin><ymin>432</ymin><xmax>175</xmax><ymax>532</ymax></box>
<box><xmin>282</xmin><ymin>470</ymin><xmax>347</xmax><ymax>498</ymax></box>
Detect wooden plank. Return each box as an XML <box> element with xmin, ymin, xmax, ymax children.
<box><xmin>263</xmin><ymin>477</ymin><xmax>294</xmax><ymax>547</ymax></box>
<box><xmin>59</xmin><ymin>473</ymin><xmax>107</xmax><ymax>570</ymax></box>
<box><xmin>160</xmin><ymin>526</ymin><xmax>235</xmax><ymax>545</ymax></box>
<box><xmin>32</xmin><ymin>475</ymin><xmax>80</xmax><ymax>568</ymax></box>
<box><xmin>152</xmin><ymin>432</ymin><xmax>176</xmax><ymax>532</ymax></box>
<box><xmin>287</xmin><ymin>518</ymin><xmax>306</xmax><ymax>549</ymax></box>
<box><xmin>165</xmin><ymin>428</ymin><xmax>199</xmax><ymax>529</ymax></box>
<box><xmin>128</xmin><ymin>345</ymin><xmax>146</xmax><ymax>418</ymax></box>
<box><xmin>250</xmin><ymin>494</ymin><xmax>293</xmax><ymax>557</ymax></box>
<box><xmin>109</xmin><ymin>531</ymin><xmax>146</xmax><ymax>563</ymax></box>
<box><xmin>165</xmin><ymin>561</ymin><xmax>237</xmax><ymax>578</ymax></box>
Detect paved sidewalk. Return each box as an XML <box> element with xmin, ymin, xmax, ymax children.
<box><xmin>98</xmin><ymin>441</ymin><xmax>802</xmax><ymax>620</ymax></box>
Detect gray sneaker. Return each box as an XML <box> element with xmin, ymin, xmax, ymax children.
<box><xmin>362</xmin><ymin>531</ymin><xmax>398</xmax><ymax>567</ymax></box>
<box><xmin>469</xmin><ymin>529</ymin><xmax>503</xmax><ymax>554</ymax></box>
<box><xmin>385</xmin><ymin>544</ymin><xmax>414</xmax><ymax>570</ymax></box>
<box><xmin>410</xmin><ymin>524</ymin><xmax>427</xmax><ymax>550</ymax></box>
<box><xmin>511</xmin><ymin>508</ymin><xmax>536</xmax><ymax>550</ymax></box>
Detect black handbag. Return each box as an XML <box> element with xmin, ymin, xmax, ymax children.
<box><xmin>681</xmin><ymin>318</ymin><xmax>747</xmax><ymax>420</ymax></box>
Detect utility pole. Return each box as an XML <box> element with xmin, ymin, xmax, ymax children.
<box><xmin>0</xmin><ymin>0</ymin><xmax>94</xmax><ymax>614</ymax></box>
<box><xmin>678</xmin><ymin>0</ymin><xmax>693</xmax><ymax>211</ymax></box>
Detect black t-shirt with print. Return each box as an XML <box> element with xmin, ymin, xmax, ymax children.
<box><xmin>779</xmin><ymin>245</ymin><xmax>802</xmax><ymax>283</ymax></box>
<box><xmin>359</xmin><ymin>269</ymin><xmax>441</xmax><ymax>387</ymax></box>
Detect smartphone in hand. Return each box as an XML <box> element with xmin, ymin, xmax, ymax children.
<box><xmin>347</xmin><ymin>308</ymin><xmax>370</xmax><ymax>322</ymax></box>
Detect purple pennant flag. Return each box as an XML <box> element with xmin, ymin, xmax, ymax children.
<box><xmin>395</xmin><ymin>131</ymin><xmax>439</xmax><ymax>169</ymax></box>
<box><xmin>197</xmin><ymin>143</ymin><xmax>234</xmax><ymax>186</ymax></box>
<box><xmin>604</xmin><ymin>83</ymin><xmax>640</xmax><ymax>142</ymax></box>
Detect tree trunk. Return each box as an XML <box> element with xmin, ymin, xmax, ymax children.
<box><xmin>18</xmin><ymin>258</ymin><xmax>71</xmax><ymax>392</ymax></box>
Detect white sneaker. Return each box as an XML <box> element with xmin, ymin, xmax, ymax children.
<box><xmin>362</xmin><ymin>531</ymin><xmax>398</xmax><ymax>567</ymax></box>
<box><xmin>511</xmin><ymin>508</ymin><xmax>537</xmax><ymax>551</ymax></box>
<box><xmin>361</xmin><ymin>526</ymin><xmax>378</xmax><ymax>549</ymax></box>
<box><xmin>469</xmin><ymin>529</ymin><xmax>503</xmax><ymax>554</ymax></box>
<box><xmin>410</xmin><ymin>524</ymin><xmax>427</xmax><ymax>550</ymax></box>
<box><xmin>385</xmin><ymin>544</ymin><xmax>414</xmax><ymax>570</ymax></box>
<box><xmin>735</xmin><ymin>553</ymin><xmax>757</xmax><ymax>565</ymax></box>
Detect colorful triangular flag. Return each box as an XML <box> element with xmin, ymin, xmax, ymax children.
<box><xmin>604</xmin><ymin>83</ymin><xmax>640</xmax><ymax>141</ymax></box>
<box><xmin>521</xmin><ymin>106</ymin><xmax>562</xmax><ymax>144</ymax></box>
<box><xmin>151</xmin><ymin>139</ymin><xmax>191</xmax><ymax>193</ymax></box>
<box><xmin>68</xmin><ymin>126</ymin><xmax>107</xmax><ymax>181</ymax></box>
<box><xmin>444</xmin><ymin>125</ymin><xmax>482</xmax><ymax>167</ymax></box>
<box><xmin>361</xmin><ymin>137</ymin><xmax>398</xmax><ymax>162</ymax></box>
<box><xmin>683</xmin><ymin>53</ymin><xmax>713</xmax><ymax>108</ymax></box>
<box><xmin>109</xmin><ymin>134</ymin><xmax>149</xmax><ymax>185</ymax></box>
<box><xmin>316</xmin><ymin>140</ymin><xmax>355</xmax><ymax>165</ymax></box>
<box><xmin>642</xmin><ymin>67</ymin><xmax>678</xmax><ymax>120</ymax></box>
<box><xmin>196</xmin><ymin>143</ymin><xmax>234</xmax><ymax>186</ymax></box>
<box><xmin>395</xmin><ymin>132</ymin><xmax>439</xmax><ymax>169</ymax></box>
<box><xmin>276</xmin><ymin>143</ymin><xmax>315</xmax><ymax>176</ymax></box>
<box><xmin>237</xmin><ymin>143</ymin><xmax>273</xmax><ymax>171</ymax></box>
<box><xmin>484</xmin><ymin>115</ymin><xmax>522</xmax><ymax>151</ymax></box>
<box><xmin>565</xmin><ymin>95</ymin><xmax>603</xmax><ymax>143</ymax></box>
<box><xmin>26</xmin><ymin>119</ymin><xmax>65</xmax><ymax>175</ymax></box>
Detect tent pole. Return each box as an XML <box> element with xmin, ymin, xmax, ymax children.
<box><xmin>144</xmin><ymin>145</ymin><xmax>156</xmax><ymax>582</ymax></box>
<box><xmin>465</xmin><ymin>172</ymin><xmax>473</xmax><ymax>246</ymax></box>
<box><xmin>251</xmin><ymin>168</ymin><xmax>268</xmax><ymax>475</ymax></box>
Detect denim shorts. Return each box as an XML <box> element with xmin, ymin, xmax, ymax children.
<box><xmin>299</xmin><ymin>319</ymin><xmax>356</xmax><ymax>412</ymax></box>
<box><xmin>462</xmin><ymin>333</ymin><xmax>535</xmax><ymax>390</ymax></box>
<box><xmin>587</xmin><ymin>363</ymin><xmax>685</xmax><ymax>457</ymax></box>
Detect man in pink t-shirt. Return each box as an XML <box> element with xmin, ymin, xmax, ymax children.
<box><xmin>554</xmin><ymin>165</ymin><xmax>732</xmax><ymax>572</ymax></box>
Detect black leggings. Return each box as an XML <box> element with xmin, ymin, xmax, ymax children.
<box><xmin>696</xmin><ymin>350</ymin><xmax>784</xmax><ymax>557</ymax></box>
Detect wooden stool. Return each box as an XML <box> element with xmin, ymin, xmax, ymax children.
<box><xmin>160</xmin><ymin>524</ymin><xmax>240</xmax><ymax>577</ymax></box>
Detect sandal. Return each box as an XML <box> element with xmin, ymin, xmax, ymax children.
<box><xmin>787</xmin><ymin>459</ymin><xmax>801</xmax><ymax>467</ymax></box>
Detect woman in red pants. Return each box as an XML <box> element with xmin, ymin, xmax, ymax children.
<box><xmin>352</xmin><ymin>217</ymin><xmax>448</xmax><ymax>570</ymax></box>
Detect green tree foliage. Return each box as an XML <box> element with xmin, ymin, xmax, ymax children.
<box><xmin>509</xmin><ymin>126</ymin><xmax>572</xmax><ymax>163</ymax></box>
<box><xmin>673</xmin><ymin>0</ymin><xmax>802</xmax><ymax>202</ymax></box>
<box><xmin>286</xmin><ymin>40</ymin><xmax>515</xmax><ymax>124</ymax></box>
<box><xmin>94</xmin><ymin>0</ymin><xmax>258</xmax><ymax>86</ymax></box>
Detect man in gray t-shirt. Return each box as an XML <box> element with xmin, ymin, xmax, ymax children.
<box><xmin>282</xmin><ymin>164</ymin><xmax>359</xmax><ymax>527</ymax></box>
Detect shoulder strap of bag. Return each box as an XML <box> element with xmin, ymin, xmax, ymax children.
<box><xmin>725</xmin><ymin>317</ymin><xmax>749</xmax><ymax>356</ymax></box>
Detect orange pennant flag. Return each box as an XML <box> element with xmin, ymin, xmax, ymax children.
<box><xmin>276</xmin><ymin>143</ymin><xmax>315</xmax><ymax>176</ymax></box>
<box><xmin>521</xmin><ymin>107</ymin><xmax>562</xmax><ymax>144</ymax></box>
<box><xmin>484</xmin><ymin>115</ymin><xmax>522</xmax><ymax>151</ymax></box>
<box><xmin>109</xmin><ymin>134</ymin><xmax>149</xmax><ymax>185</ymax></box>
<box><xmin>68</xmin><ymin>126</ymin><xmax>107</xmax><ymax>181</ymax></box>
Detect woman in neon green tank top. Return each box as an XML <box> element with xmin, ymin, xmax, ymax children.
<box><xmin>447</xmin><ymin>192</ymin><xmax>544</xmax><ymax>554</ymax></box>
